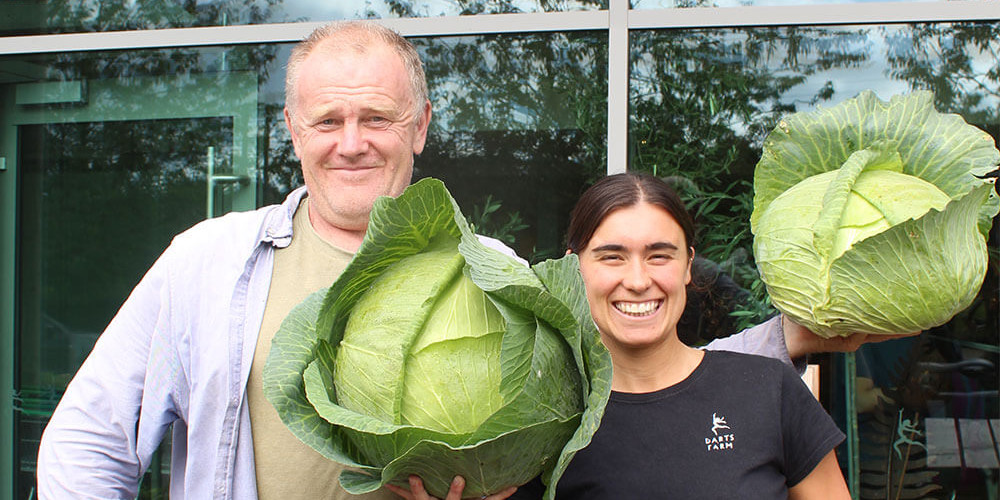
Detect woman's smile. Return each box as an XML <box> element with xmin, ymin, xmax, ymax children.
<box><xmin>613</xmin><ymin>300</ymin><xmax>663</xmax><ymax>317</ymax></box>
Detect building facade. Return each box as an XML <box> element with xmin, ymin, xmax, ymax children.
<box><xmin>1</xmin><ymin>0</ymin><xmax>998</xmax><ymax>498</ymax></box>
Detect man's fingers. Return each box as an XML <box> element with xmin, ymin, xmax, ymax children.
<box><xmin>445</xmin><ymin>476</ymin><xmax>465</xmax><ymax>500</ymax></box>
<box><xmin>385</xmin><ymin>475</ymin><xmax>515</xmax><ymax>500</ymax></box>
<box><xmin>486</xmin><ymin>485</ymin><xmax>519</xmax><ymax>500</ymax></box>
<box><xmin>385</xmin><ymin>482</ymin><xmax>411</xmax><ymax>499</ymax></box>
<box><xmin>866</xmin><ymin>332</ymin><xmax>921</xmax><ymax>343</ymax></box>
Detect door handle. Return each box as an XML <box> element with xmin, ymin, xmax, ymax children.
<box><xmin>206</xmin><ymin>146</ymin><xmax>248</xmax><ymax>218</ymax></box>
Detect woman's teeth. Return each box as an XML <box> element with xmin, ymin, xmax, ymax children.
<box><xmin>614</xmin><ymin>300</ymin><xmax>661</xmax><ymax>316</ymax></box>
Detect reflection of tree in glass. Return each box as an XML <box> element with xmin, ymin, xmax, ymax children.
<box><xmin>45</xmin><ymin>0</ymin><xmax>291</xmax><ymax>33</ymax></box>
<box><xmin>410</xmin><ymin>30</ymin><xmax>609</xmax><ymax>261</ymax></box>
<box><xmin>23</xmin><ymin>118</ymin><xmax>232</xmax><ymax>335</ymax></box>
<box><xmin>373</xmin><ymin>0</ymin><xmax>605</xmax><ymax>18</ymax></box>
<box><xmin>23</xmin><ymin>40</ymin><xmax>286</xmax><ymax>337</ymax></box>
<box><xmin>884</xmin><ymin>23</ymin><xmax>1000</xmax><ymax>126</ymax></box>
<box><xmin>39</xmin><ymin>44</ymin><xmax>295</xmax><ymax>208</ymax></box>
<box><xmin>261</xmin><ymin>101</ymin><xmax>303</xmax><ymax>203</ymax></box>
<box><xmin>466</xmin><ymin>194</ymin><xmax>529</xmax><ymax>247</ymax></box>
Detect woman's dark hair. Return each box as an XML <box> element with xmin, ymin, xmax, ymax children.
<box><xmin>566</xmin><ymin>172</ymin><xmax>696</xmax><ymax>254</ymax></box>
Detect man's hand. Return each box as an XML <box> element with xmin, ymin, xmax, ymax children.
<box><xmin>385</xmin><ymin>475</ymin><xmax>517</xmax><ymax>500</ymax></box>
<box><xmin>782</xmin><ymin>314</ymin><xmax>920</xmax><ymax>360</ymax></box>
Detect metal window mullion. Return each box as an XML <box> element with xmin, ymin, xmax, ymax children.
<box><xmin>607</xmin><ymin>0</ymin><xmax>629</xmax><ymax>175</ymax></box>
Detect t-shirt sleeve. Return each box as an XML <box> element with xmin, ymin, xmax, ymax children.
<box><xmin>780</xmin><ymin>363</ymin><xmax>846</xmax><ymax>486</ymax></box>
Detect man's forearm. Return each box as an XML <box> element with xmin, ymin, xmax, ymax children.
<box><xmin>703</xmin><ymin>314</ymin><xmax>807</xmax><ymax>373</ymax></box>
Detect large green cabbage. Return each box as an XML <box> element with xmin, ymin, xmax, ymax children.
<box><xmin>751</xmin><ymin>90</ymin><xmax>999</xmax><ymax>338</ymax></box>
<box><xmin>264</xmin><ymin>178</ymin><xmax>611</xmax><ymax>498</ymax></box>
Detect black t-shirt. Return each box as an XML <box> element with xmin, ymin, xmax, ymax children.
<box><xmin>513</xmin><ymin>350</ymin><xmax>845</xmax><ymax>499</ymax></box>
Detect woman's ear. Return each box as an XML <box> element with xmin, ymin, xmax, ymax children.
<box><xmin>566</xmin><ymin>248</ymin><xmax>572</xmax><ymax>255</ymax></box>
<box><xmin>685</xmin><ymin>248</ymin><xmax>695</xmax><ymax>285</ymax></box>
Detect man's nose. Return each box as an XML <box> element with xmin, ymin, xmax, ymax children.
<box><xmin>336</xmin><ymin>121</ymin><xmax>369</xmax><ymax>157</ymax></box>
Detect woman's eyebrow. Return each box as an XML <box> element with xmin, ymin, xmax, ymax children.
<box><xmin>589</xmin><ymin>242</ymin><xmax>679</xmax><ymax>253</ymax></box>
<box><xmin>647</xmin><ymin>242</ymin><xmax>680</xmax><ymax>251</ymax></box>
<box><xmin>589</xmin><ymin>244</ymin><xmax>626</xmax><ymax>253</ymax></box>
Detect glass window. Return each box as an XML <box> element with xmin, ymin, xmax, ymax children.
<box><xmin>4</xmin><ymin>45</ymin><xmax>263</xmax><ymax>499</ymax></box>
<box><xmin>630</xmin><ymin>22</ymin><xmax>999</xmax><ymax>498</ymax></box>
<box><xmin>1</xmin><ymin>0</ymin><xmax>608</xmax><ymax>36</ymax></box>
<box><xmin>413</xmin><ymin>31</ymin><xmax>608</xmax><ymax>262</ymax></box>
<box><xmin>2</xmin><ymin>28</ymin><xmax>605</xmax><ymax>497</ymax></box>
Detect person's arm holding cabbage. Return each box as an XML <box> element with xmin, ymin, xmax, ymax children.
<box><xmin>705</xmin><ymin>312</ymin><xmax>919</xmax><ymax>370</ymax></box>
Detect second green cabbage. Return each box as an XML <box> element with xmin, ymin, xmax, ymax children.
<box><xmin>751</xmin><ymin>91</ymin><xmax>999</xmax><ymax>337</ymax></box>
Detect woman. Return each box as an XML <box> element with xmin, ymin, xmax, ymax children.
<box><xmin>513</xmin><ymin>172</ymin><xmax>850</xmax><ymax>499</ymax></box>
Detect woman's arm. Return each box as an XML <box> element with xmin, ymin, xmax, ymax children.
<box><xmin>788</xmin><ymin>451</ymin><xmax>850</xmax><ymax>500</ymax></box>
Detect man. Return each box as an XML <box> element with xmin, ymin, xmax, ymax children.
<box><xmin>35</xmin><ymin>20</ymin><xmax>901</xmax><ymax>500</ymax></box>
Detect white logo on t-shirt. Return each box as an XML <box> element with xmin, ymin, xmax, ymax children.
<box><xmin>711</xmin><ymin>413</ymin><xmax>730</xmax><ymax>435</ymax></box>
<box><xmin>706</xmin><ymin>412</ymin><xmax>735</xmax><ymax>451</ymax></box>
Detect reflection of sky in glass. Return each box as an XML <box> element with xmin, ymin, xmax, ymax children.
<box><xmin>279</xmin><ymin>0</ymin><xmax>602</xmax><ymax>21</ymax></box>
<box><xmin>783</xmin><ymin>25</ymin><xmax>999</xmax><ymax>116</ymax></box>
<box><xmin>774</xmin><ymin>28</ymin><xmax>911</xmax><ymax>111</ymax></box>
<box><xmin>631</xmin><ymin>23</ymin><xmax>999</xmax><ymax>137</ymax></box>
<box><xmin>633</xmin><ymin>0</ymin><xmax>942</xmax><ymax>7</ymax></box>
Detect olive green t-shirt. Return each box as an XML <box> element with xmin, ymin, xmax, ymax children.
<box><xmin>246</xmin><ymin>198</ymin><xmax>396</xmax><ymax>500</ymax></box>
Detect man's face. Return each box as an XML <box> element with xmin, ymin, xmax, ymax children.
<box><xmin>284</xmin><ymin>41</ymin><xmax>431</xmax><ymax>245</ymax></box>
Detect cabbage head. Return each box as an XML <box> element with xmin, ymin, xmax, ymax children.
<box><xmin>751</xmin><ymin>90</ymin><xmax>999</xmax><ymax>338</ymax></box>
<box><xmin>263</xmin><ymin>178</ymin><xmax>611</xmax><ymax>498</ymax></box>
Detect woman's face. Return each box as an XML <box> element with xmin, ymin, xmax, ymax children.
<box><xmin>578</xmin><ymin>202</ymin><xmax>693</xmax><ymax>352</ymax></box>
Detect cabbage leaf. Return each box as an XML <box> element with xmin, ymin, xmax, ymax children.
<box><xmin>751</xmin><ymin>90</ymin><xmax>999</xmax><ymax>337</ymax></box>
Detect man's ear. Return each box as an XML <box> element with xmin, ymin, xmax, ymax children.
<box><xmin>412</xmin><ymin>100</ymin><xmax>432</xmax><ymax>155</ymax></box>
<box><xmin>284</xmin><ymin>107</ymin><xmax>302</xmax><ymax>159</ymax></box>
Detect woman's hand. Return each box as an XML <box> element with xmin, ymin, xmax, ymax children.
<box><xmin>385</xmin><ymin>475</ymin><xmax>517</xmax><ymax>500</ymax></box>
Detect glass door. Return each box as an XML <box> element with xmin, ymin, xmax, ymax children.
<box><xmin>1</xmin><ymin>70</ymin><xmax>258</xmax><ymax>499</ymax></box>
